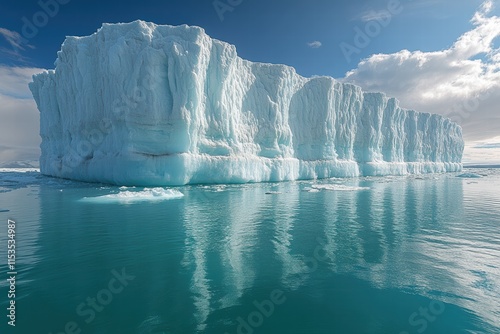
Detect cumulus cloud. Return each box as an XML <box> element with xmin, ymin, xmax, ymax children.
<box><xmin>342</xmin><ymin>0</ymin><xmax>500</xmax><ymax>142</ymax></box>
<box><xmin>307</xmin><ymin>41</ymin><xmax>322</xmax><ymax>48</ymax></box>
<box><xmin>0</xmin><ymin>65</ymin><xmax>44</xmax><ymax>163</ymax></box>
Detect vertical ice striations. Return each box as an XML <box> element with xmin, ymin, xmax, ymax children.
<box><xmin>29</xmin><ymin>21</ymin><xmax>463</xmax><ymax>186</ymax></box>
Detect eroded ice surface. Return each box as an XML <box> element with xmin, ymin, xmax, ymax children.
<box><xmin>30</xmin><ymin>21</ymin><xmax>463</xmax><ymax>186</ymax></box>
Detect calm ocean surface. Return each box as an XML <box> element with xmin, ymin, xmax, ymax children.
<box><xmin>0</xmin><ymin>168</ymin><xmax>499</xmax><ymax>334</ymax></box>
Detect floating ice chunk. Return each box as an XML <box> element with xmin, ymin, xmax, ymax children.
<box><xmin>81</xmin><ymin>187</ymin><xmax>184</xmax><ymax>203</ymax></box>
<box><xmin>303</xmin><ymin>187</ymin><xmax>321</xmax><ymax>193</ymax></box>
<box><xmin>456</xmin><ymin>173</ymin><xmax>483</xmax><ymax>178</ymax></box>
<box><xmin>311</xmin><ymin>184</ymin><xmax>370</xmax><ymax>191</ymax></box>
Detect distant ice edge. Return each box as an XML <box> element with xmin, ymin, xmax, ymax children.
<box><xmin>29</xmin><ymin>20</ymin><xmax>463</xmax><ymax>186</ymax></box>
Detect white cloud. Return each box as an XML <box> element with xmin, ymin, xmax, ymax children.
<box><xmin>478</xmin><ymin>0</ymin><xmax>494</xmax><ymax>15</ymax></box>
<box><xmin>358</xmin><ymin>10</ymin><xmax>392</xmax><ymax>22</ymax></box>
<box><xmin>0</xmin><ymin>27</ymin><xmax>34</xmax><ymax>60</ymax></box>
<box><xmin>0</xmin><ymin>65</ymin><xmax>45</xmax><ymax>163</ymax></box>
<box><xmin>0</xmin><ymin>66</ymin><xmax>42</xmax><ymax>98</ymax></box>
<box><xmin>307</xmin><ymin>41</ymin><xmax>322</xmax><ymax>48</ymax></box>
<box><xmin>354</xmin><ymin>0</ymin><xmax>447</xmax><ymax>22</ymax></box>
<box><xmin>0</xmin><ymin>28</ymin><xmax>26</xmax><ymax>50</ymax></box>
<box><xmin>342</xmin><ymin>1</ymin><xmax>500</xmax><ymax>143</ymax></box>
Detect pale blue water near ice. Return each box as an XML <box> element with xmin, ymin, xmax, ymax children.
<box><xmin>0</xmin><ymin>168</ymin><xmax>499</xmax><ymax>334</ymax></box>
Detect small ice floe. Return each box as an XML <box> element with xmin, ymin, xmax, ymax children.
<box><xmin>214</xmin><ymin>185</ymin><xmax>227</xmax><ymax>192</ymax></box>
<box><xmin>303</xmin><ymin>187</ymin><xmax>321</xmax><ymax>193</ymax></box>
<box><xmin>311</xmin><ymin>184</ymin><xmax>370</xmax><ymax>191</ymax></box>
<box><xmin>81</xmin><ymin>187</ymin><xmax>184</xmax><ymax>203</ymax></box>
<box><xmin>198</xmin><ymin>184</ymin><xmax>226</xmax><ymax>192</ymax></box>
<box><xmin>456</xmin><ymin>173</ymin><xmax>483</xmax><ymax>178</ymax></box>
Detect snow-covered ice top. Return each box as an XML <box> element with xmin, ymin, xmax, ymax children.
<box><xmin>29</xmin><ymin>21</ymin><xmax>463</xmax><ymax>186</ymax></box>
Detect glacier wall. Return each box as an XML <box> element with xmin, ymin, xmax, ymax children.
<box><xmin>29</xmin><ymin>21</ymin><xmax>463</xmax><ymax>186</ymax></box>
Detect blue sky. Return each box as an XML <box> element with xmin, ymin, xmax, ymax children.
<box><xmin>1</xmin><ymin>0</ymin><xmax>500</xmax><ymax>163</ymax></box>
<box><xmin>0</xmin><ymin>0</ymin><xmax>493</xmax><ymax>77</ymax></box>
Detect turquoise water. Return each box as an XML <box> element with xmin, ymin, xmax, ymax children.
<box><xmin>0</xmin><ymin>169</ymin><xmax>499</xmax><ymax>334</ymax></box>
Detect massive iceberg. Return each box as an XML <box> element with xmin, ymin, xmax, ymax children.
<box><xmin>29</xmin><ymin>21</ymin><xmax>463</xmax><ymax>186</ymax></box>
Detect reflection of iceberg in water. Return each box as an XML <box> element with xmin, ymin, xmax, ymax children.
<box><xmin>181</xmin><ymin>185</ymin><xmax>266</xmax><ymax>330</ymax></box>
<box><xmin>313</xmin><ymin>177</ymin><xmax>463</xmax><ymax>290</ymax></box>
<box><xmin>317</xmin><ymin>177</ymin><xmax>497</xmax><ymax>329</ymax></box>
<box><xmin>5</xmin><ymin>171</ymin><xmax>497</xmax><ymax>332</ymax></box>
<box><xmin>181</xmin><ymin>183</ymin><xmax>319</xmax><ymax>328</ymax></box>
<box><xmin>180</xmin><ymin>176</ymin><xmax>498</xmax><ymax>331</ymax></box>
<box><xmin>267</xmin><ymin>185</ymin><xmax>306</xmax><ymax>290</ymax></box>
<box><xmin>181</xmin><ymin>195</ymin><xmax>213</xmax><ymax>331</ymax></box>
<box><xmin>220</xmin><ymin>187</ymin><xmax>262</xmax><ymax>307</ymax></box>
<box><xmin>321</xmin><ymin>187</ymin><xmax>359</xmax><ymax>274</ymax></box>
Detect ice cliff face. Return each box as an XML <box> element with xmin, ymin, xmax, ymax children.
<box><xmin>29</xmin><ymin>21</ymin><xmax>463</xmax><ymax>186</ymax></box>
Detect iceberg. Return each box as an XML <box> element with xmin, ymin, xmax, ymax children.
<box><xmin>29</xmin><ymin>21</ymin><xmax>464</xmax><ymax>186</ymax></box>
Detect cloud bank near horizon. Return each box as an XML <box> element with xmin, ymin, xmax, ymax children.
<box><xmin>0</xmin><ymin>65</ymin><xmax>43</xmax><ymax>163</ymax></box>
